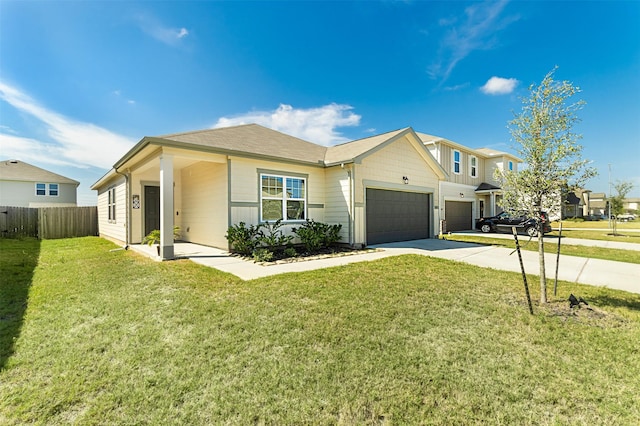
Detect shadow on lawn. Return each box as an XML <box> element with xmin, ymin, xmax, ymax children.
<box><xmin>588</xmin><ymin>294</ymin><xmax>640</xmax><ymax>312</ymax></box>
<box><xmin>0</xmin><ymin>237</ymin><xmax>40</xmax><ymax>370</ymax></box>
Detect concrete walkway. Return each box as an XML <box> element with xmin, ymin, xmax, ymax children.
<box><xmin>449</xmin><ymin>231</ymin><xmax>640</xmax><ymax>251</ymax></box>
<box><xmin>130</xmin><ymin>238</ymin><xmax>640</xmax><ymax>294</ymax></box>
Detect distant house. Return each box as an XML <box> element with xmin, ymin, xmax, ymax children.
<box><xmin>0</xmin><ymin>160</ymin><xmax>79</xmax><ymax>207</ymax></box>
<box><xmin>623</xmin><ymin>198</ymin><xmax>639</xmax><ymax>214</ymax></box>
<box><xmin>588</xmin><ymin>192</ymin><xmax>608</xmax><ymax>217</ymax></box>
<box><xmin>562</xmin><ymin>188</ymin><xmax>591</xmax><ymax>219</ymax></box>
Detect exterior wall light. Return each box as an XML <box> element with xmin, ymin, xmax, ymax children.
<box><xmin>403</xmin><ymin>176</ymin><xmax>409</xmax><ymax>184</ymax></box>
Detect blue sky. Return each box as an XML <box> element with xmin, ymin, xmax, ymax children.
<box><xmin>1</xmin><ymin>0</ymin><xmax>639</xmax><ymax>205</ymax></box>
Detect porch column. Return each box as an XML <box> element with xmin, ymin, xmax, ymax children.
<box><xmin>490</xmin><ymin>191</ymin><xmax>496</xmax><ymax>216</ymax></box>
<box><xmin>160</xmin><ymin>153</ymin><xmax>174</xmax><ymax>260</ymax></box>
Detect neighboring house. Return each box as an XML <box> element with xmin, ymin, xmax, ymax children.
<box><xmin>92</xmin><ymin>124</ymin><xmax>446</xmax><ymax>259</ymax></box>
<box><xmin>419</xmin><ymin>134</ymin><xmax>521</xmax><ymax>231</ymax></box>
<box><xmin>562</xmin><ymin>188</ymin><xmax>593</xmax><ymax>219</ymax></box>
<box><xmin>622</xmin><ymin>198</ymin><xmax>639</xmax><ymax>214</ymax></box>
<box><xmin>588</xmin><ymin>192</ymin><xmax>608</xmax><ymax>216</ymax></box>
<box><xmin>0</xmin><ymin>159</ymin><xmax>79</xmax><ymax>207</ymax></box>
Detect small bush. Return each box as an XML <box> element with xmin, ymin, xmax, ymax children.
<box><xmin>252</xmin><ymin>248</ymin><xmax>274</xmax><ymax>263</ymax></box>
<box><xmin>225</xmin><ymin>222</ymin><xmax>259</xmax><ymax>255</ymax></box>
<box><xmin>292</xmin><ymin>220</ymin><xmax>342</xmax><ymax>253</ymax></box>
<box><xmin>283</xmin><ymin>246</ymin><xmax>297</xmax><ymax>258</ymax></box>
<box><xmin>256</xmin><ymin>219</ymin><xmax>294</xmax><ymax>249</ymax></box>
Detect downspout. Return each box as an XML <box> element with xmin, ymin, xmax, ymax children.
<box><xmin>115</xmin><ymin>168</ymin><xmax>130</xmax><ymax>249</ymax></box>
<box><xmin>350</xmin><ymin>164</ymin><xmax>356</xmax><ymax>247</ymax></box>
<box><xmin>346</xmin><ymin>167</ymin><xmax>353</xmax><ymax>246</ymax></box>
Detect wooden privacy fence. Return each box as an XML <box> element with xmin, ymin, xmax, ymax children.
<box><xmin>0</xmin><ymin>206</ymin><xmax>98</xmax><ymax>239</ymax></box>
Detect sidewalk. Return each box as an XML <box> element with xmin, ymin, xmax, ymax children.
<box><xmin>130</xmin><ymin>239</ymin><xmax>640</xmax><ymax>294</ymax></box>
<box><xmin>449</xmin><ymin>231</ymin><xmax>640</xmax><ymax>251</ymax></box>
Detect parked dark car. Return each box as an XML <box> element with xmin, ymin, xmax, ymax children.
<box><xmin>475</xmin><ymin>211</ymin><xmax>552</xmax><ymax>237</ymax></box>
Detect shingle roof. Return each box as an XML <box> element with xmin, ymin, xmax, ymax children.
<box><xmin>156</xmin><ymin>124</ymin><xmax>328</xmax><ymax>165</ymax></box>
<box><xmin>0</xmin><ymin>160</ymin><xmax>79</xmax><ymax>184</ymax></box>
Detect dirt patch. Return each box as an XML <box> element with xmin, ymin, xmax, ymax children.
<box><xmin>541</xmin><ymin>299</ymin><xmax>629</xmax><ymax>328</ymax></box>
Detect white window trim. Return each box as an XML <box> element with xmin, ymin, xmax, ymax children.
<box><xmin>259</xmin><ymin>173</ymin><xmax>307</xmax><ymax>222</ymax></box>
<box><xmin>36</xmin><ymin>182</ymin><xmax>60</xmax><ymax>196</ymax></box>
<box><xmin>48</xmin><ymin>183</ymin><xmax>59</xmax><ymax>197</ymax></box>
<box><xmin>107</xmin><ymin>187</ymin><xmax>116</xmax><ymax>223</ymax></box>
<box><xmin>453</xmin><ymin>150</ymin><xmax>461</xmax><ymax>175</ymax></box>
<box><xmin>469</xmin><ymin>155</ymin><xmax>477</xmax><ymax>178</ymax></box>
<box><xmin>35</xmin><ymin>182</ymin><xmax>46</xmax><ymax>196</ymax></box>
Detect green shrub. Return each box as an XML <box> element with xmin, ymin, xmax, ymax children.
<box><xmin>252</xmin><ymin>248</ymin><xmax>274</xmax><ymax>263</ymax></box>
<box><xmin>283</xmin><ymin>246</ymin><xmax>297</xmax><ymax>258</ymax></box>
<box><xmin>292</xmin><ymin>220</ymin><xmax>342</xmax><ymax>253</ymax></box>
<box><xmin>225</xmin><ymin>222</ymin><xmax>259</xmax><ymax>255</ymax></box>
<box><xmin>256</xmin><ymin>219</ymin><xmax>293</xmax><ymax>249</ymax></box>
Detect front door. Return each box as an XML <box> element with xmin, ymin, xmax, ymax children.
<box><xmin>144</xmin><ymin>186</ymin><xmax>161</xmax><ymax>235</ymax></box>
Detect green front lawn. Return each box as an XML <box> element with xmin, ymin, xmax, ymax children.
<box><xmin>444</xmin><ymin>234</ymin><xmax>640</xmax><ymax>264</ymax></box>
<box><xmin>2</xmin><ymin>237</ymin><xmax>639</xmax><ymax>424</ymax></box>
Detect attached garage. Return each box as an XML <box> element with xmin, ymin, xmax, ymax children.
<box><xmin>366</xmin><ymin>188</ymin><xmax>431</xmax><ymax>245</ymax></box>
<box><xmin>444</xmin><ymin>200</ymin><xmax>473</xmax><ymax>231</ymax></box>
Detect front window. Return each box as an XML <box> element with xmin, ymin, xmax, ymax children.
<box><xmin>469</xmin><ymin>156</ymin><xmax>477</xmax><ymax>178</ymax></box>
<box><xmin>508</xmin><ymin>161</ymin><xmax>514</xmax><ymax>171</ymax></box>
<box><xmin>260</xmin><ymin>174</ymin><xmax>306</xmax><ymax>221</ymax></box>
<box><xmin>49</xmin><ymin>183</ymin><xmax>59</xmax><ymax>196</ymax></box>
<box><xmin>453</xmin><ymin>150</ymin><xmax>461</xmax><ymax>174</ymax></box>
<box><xmin>108</xmin><ymin>187</ymin><xmax>116</xmax><ymax>222</ymax></box>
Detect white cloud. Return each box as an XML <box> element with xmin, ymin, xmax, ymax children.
<box><xmin>0</xmin><ymin>81</ymin><xmax>135</xmax><ymax>170</ymax></box>
<box><xmin>213</xmin><ymin>103</ymin><xmax>361</xmax><ymax>146</ymax></box>
<box><xmin>480</xmin><ymin>76</ymin><xmax>519</xmax><ymax>95</ymax></box>
<box><xmin>134</xmin><ymin>13</ymin><xmax>189</xmax><ymax>46</ymax></box>
<box><xmin>428</xmin><ymin>0</ymin><xmax>518</xmax><ymax>83</ymax></box>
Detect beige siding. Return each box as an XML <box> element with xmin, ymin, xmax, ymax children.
<box><xmin>96</xmin><ymin>175</ymin><xmax>126</xmax><ymax>244</ymax></box>
<box><xmin>323</xmin><ymin>165</ymin><xmax>351</xmax><ymax>243</ymax></box>
<box><xmin>439</xmin><ymin>144</ymin><xmax>484</xmax><ymax>186</ymax></box>
<box><xmin>180</xmin><ymin>161</ymin><xmax>227</xmax><ymax>248</ymax></box>
<box><xmin>228</xmin><ymin>156</ymin><xmax>325</xmax><ymax>232</ymax></box>
<box><xmin>355</xmin><ymin>135</ymin><xmax>440</xmax><ymax>244</ymax></box>
<box><xmin>0</xmin><ymin>180</ymin><xmax>78</xmax><ymax>207</ymax></box>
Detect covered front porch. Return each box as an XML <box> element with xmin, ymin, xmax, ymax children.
<box><xmin>121</xmin><ymin>146</ymin><xmax>229</xmax><ymax>260</ymax></box>
<box><xmin>475</xmin><ymin>182</ymin><xmax>503</xmax><ymax>218</ymax></box>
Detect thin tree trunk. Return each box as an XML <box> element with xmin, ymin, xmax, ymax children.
<box><xmin>538</xmin><ymin>228</ymin><xmax>547</xmax><ymax>303</ymax></box>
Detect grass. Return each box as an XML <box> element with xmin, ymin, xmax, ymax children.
<box><xmin>552</xmin><ymin>219</ymin><xmax>640</xmax><ymax>243</ymax></box>
<box><xmin>1</xmin><ymin>237</ymin><xmax>640</xmax><ymax>424</ymax></box>
<box><xmin>443</xmin><ymin>234</ymin><xmax>640</xmax><ymax>264</ymax></box>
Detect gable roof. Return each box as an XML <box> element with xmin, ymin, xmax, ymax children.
<box><xmin>324</xmin><ymin>128</ymin><xmax>408</xmax><ymax>165</ymax></box>
<box><xmin>0</xmin><ymin>160</ymin><xmax>79</xmax><ymax>185</ymax></box>
<box><xmin>114</xmin><ymin>124</ymin><xmax>328</xmax><ymax>169</ymax></box>
<box><xmin>97</xmin><ymin>124</ymin><xmax>448</xmax><ymax>188</ymax></box>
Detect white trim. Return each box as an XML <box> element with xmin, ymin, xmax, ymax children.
<box><xmin>452</xmin><ymin>149</ymin><xmax>461</xmax><ymax>175</ymax></box>
<box><xmin>259</xmin><ymin>173</ymin><xmax>307</xmax><ymax>223</ymax></box>
<box><xmin>469</xmin><ymin>155</ymin><xmax>477</xmax><ymax>178</ymax></box>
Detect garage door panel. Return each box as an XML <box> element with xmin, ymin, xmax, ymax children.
<box><xmin>445</xmin><ymin>201</ymin><xmax>472</xmax><ymax>231</ymax></box>
<box><xmin>366</xmin><ymin>189</ymin><xmax>430</xmax><ymax>245</ymax></box>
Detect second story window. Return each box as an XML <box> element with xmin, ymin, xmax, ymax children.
<box><xmin>36</xmin><ymin>183</ymin><xmax>46</xmax><ymax>196</ymax></box>
<box><xmin>508</xmin><ymin>161</ymin><xmax>514</xmax><ymax>171</ymax></box>
<box><xmin>453</xmin><ymin>150</ymin><xmax>461</xmax><ymax>174</ymax></box>
<box><xmin>470</xmin><ymin>156</ymin><xmax>477</xmax><ymax>178</ymax></box>
<box><xmin>35</xmin><ymin>183</ymin><xmax>58</xmax><ymax>196</ymax></box>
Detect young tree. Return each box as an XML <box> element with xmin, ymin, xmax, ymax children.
<box><xmin>609</xmin><ymin>180</ymin><xmax>634</xmax><ymax>235</ymax></box>
<box><xmin>495</xmin><ymin>68</ymin><xmax>597</xmax><ymax>304</ymax></box>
